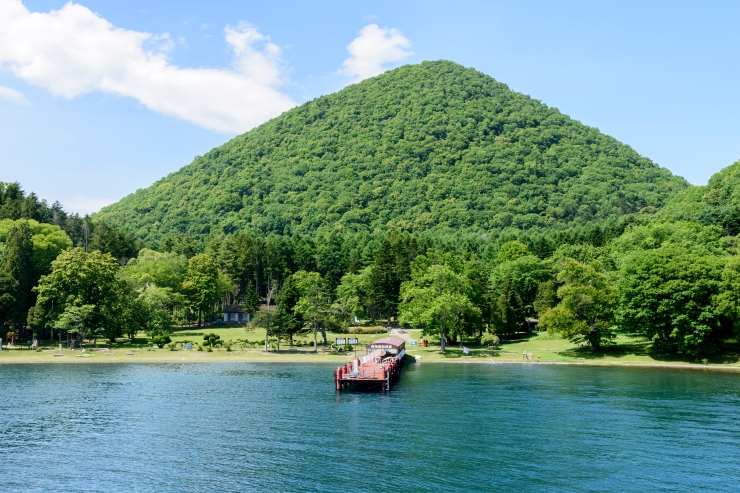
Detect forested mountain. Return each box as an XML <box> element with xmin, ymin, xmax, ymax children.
<box><xmin>95</xmin><ymin>61</ymin><xmax>687</xmax><ymax>245</ymax></box>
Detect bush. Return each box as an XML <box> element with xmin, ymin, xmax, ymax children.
<box><xmin>206</xmin><ymin>346</ymin><xmax>213</xmax><ymax>352</ymax></box>
<box><xmin>351</xmin><ymin>326</ymin><xmax>387</xmax><ymax>334</ymax></box>
<box><xmin>197</xmin><ymin>344</ymin><xmax>203</xmax><ymax>351</ymax></box>
<box><xmin>152</xmin><ymin>335</ymin><xmax>172</xmax><ymax>348</ymax></box>
<box><xmin>203</xmin><ymin>333</ymin><xmax>222</xmax><ymax>347</ymax></box>
<box><xmin>167</xmin><ymin>342</ymin><xmax>177</xmax><ymax>351</ymax></box>
<box><xmin>481</xmin><ymin>333</ymin><xmax>500</xmax><ymax>349</ymax></box>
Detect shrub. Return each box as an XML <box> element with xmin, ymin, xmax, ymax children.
<box><xmin>481</xmin><ymin>333</ymin><xmax>500</xmax><ymax>349</ymax></box>
<box><xmin>206</xmin><ymin>346</ymin><xmax>213</xmax><ymax>352</ymax></box>
<box><xmin>203</xmin><ymin>333</ymin><xmax>222</xmax><ymax>347</ymax></box>
<box><xmin>152</xmin><ymin>335</ymin><xmax>172</xmax><ymax>348</ymax></box>
<box><xmin>349</xmin><ymin>327</ymin><xmax>386</xmax><ymax>334</ymax></box>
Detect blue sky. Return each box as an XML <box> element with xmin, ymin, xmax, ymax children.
<box><xmin>1</xmin><ymin>0</ymin><xmax>739</xmax><ymax>214</ymax></box>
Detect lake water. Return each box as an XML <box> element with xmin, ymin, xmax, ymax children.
<box><xmin>1</xmin><ymin>362</ymin><xmax>740</xmax><ymax>492</ymax></box>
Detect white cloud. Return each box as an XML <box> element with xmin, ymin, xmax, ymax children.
<box><xmin>0</xmin><ymin>84</ymin><xmax>28</xmax><ymax>104</ymax></box>
<box><xmin>0</xmin><ymin>0</ymin><xmax>296</xmax><ymax>134</ymax></box>
<box><xmin>64</xmin><ymin>195</ymin><xmax>116</xmax><ymax>215</ymax></box>
<box><xmin>338</xmin><ymin>24</ymin><xmax>413</xmax><ymax>82</ymax></box>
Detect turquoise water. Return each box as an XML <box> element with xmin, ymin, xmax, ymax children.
<box><xmin>2</xmin><ymin>362</ymin><xmax>739</xmax><ymax>492</ymax></box>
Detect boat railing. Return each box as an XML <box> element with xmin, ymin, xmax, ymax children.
<box><xmin>361</xmin><ymin>349</ymin><xmax>383</xmax><ymax>365</ymax></box>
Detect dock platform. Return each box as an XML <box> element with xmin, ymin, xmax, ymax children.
<box><xmin>334</xmin><ymin>337</ymin><xmax>406</xmax><ymax>392</ymax></box>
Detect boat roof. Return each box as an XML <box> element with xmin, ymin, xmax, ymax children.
<box><xmin>367</xmin><ymin>337</ymin><xmax>406</xmax><ymax>348</ymax></box>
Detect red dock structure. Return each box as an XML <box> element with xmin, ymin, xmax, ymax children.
<box><xmin>334</xmin><ymin>337</ymin><xmax>406</xmax><ymax>392</ymax></box>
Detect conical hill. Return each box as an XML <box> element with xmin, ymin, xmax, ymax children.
<box><xmin>95</xmin><ymin>60</ymin><xmax>687</xmax><ymax>243</ymax></box>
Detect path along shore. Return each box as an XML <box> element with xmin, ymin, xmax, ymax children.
<box><xmin>2</xmin><ymin>346</ymin><xmax>739</xmax><ymax>372</ymax></box>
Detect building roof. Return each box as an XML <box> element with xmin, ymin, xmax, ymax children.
<box><xmin>223</xmin><ymin>305</ymin><xmax>245</xmax><ymax>313</ymax></box>
<box><xmin>367</xmin><ymin>337</ymin><xmax>406</xmax><ymax>349</ymax></box>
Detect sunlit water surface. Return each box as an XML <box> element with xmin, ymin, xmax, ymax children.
<box><xmin>1</xmin><ymin>362</ymin><xmax>739</xmax><ymax>492</ymax></box>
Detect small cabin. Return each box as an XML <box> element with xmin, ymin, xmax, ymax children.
<box><xmin>525</xmin><ymin>318</ymin><xmax>539</xmax><ymax>332</ymax></box>
<box><xmin>366</xmin><ymin>337</ymin><xmax>406</xmax><ymax>356</ymax></box>
<box><xmin>222</xmin><ymin>305</ymin><xmax>248</xmax><ymax>323</ymax></box>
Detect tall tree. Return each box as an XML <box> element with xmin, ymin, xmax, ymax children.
<box><xmin>34</xmin><ymin>248</ymin><xmax>121</xmax><ymax>345</ymax></box>
<box><xmin>0</xmin><ymin>222</ymin><xmax>35</xmax><ymax>335</ymax></box>
<box><xmin>399</xmin><ymin>264</ymin><xmax>479</xmax><ymax>352</ymax></box>
<box><xmin>89</xmin><ymin>222</ymin><xmax>139</xmax><ymax>264</ymax></box>
<box><xmin>370</xmin><ymin>233</ymin><xmax>418</xmax><ymax>324</ymax></box>
<box><xmin>219</xmin><ymin>232</ymin><xmax>260</xmax><ymax>302</ymax></box>
<box><xmin>541</xmin><ymin>259</ymin><xmax>616</xmax><ymax>350</ymax></box>
<box><xmin>616</xmin><ymin>246</ymin><xmax>724</xmax><ymax>355</ymax></box>
<box><xmin>291</xmin><ymin>271</ymin><xmax>330</xmax><ymax>351</ymax></box>
<box><xmin>489</xmin><ymin>254</ymin><xmax>554</xmax><ymax>333</ymax></box>
<box><xmin>182</xmin><ymin>254</ymin><xmax>222</xmax><ymax>327</ymax></box>
<box><xmin>124</xmin><ymin>248</ymin><xmax>188</xmax><ymax>291</ymax></box>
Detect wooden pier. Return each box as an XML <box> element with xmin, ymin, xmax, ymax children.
<box><xmin>335</xmin><ymin>337</ymin><xmax>406</xmax><ymax>392</ymax></box>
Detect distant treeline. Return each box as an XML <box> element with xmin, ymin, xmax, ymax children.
<box><xmin>0</xmin><ymin>182</ymin><xmax>140</xmax><ymax>259</ymax></box>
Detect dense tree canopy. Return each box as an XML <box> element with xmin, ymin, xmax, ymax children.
<box><xmin>95</xmin><ymin>61</ymin><xmax>686</xmax><ymax>244</ymax></box>
<box><xmin>7</xmin><ymin>64</ymin><xmax>740</xmax><ymax>361</ymax></box>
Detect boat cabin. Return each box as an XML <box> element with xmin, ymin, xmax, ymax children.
<box><xmin>366</xmin><ymin>337</ymin><xmax>406</xmax><ymax>356</ymax></box>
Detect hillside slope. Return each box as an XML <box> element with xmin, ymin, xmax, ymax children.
<box><xmin>96</xmin><ymin>61</ymin><xmax>687</xmax><ymax>244</ymax></box>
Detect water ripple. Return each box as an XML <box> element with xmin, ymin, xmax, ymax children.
<box><xmin>1</xmin><ymin>363</ymin><xmax>739</xmax><ymax>492</ymax></box>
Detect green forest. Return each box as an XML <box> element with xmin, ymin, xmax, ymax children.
<box><xmin>3</xmin><ymin>61</ymin><xmax>740</xmax><ymax>361</ymax></box>
<box><xmin>95</xmin><ymin>61</ymin><xmax>686</xmax><ymax>243</ymax></box>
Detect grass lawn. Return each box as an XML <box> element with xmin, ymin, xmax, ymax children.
<box><xmin>405</xmin><ymin>331</ymin><xmax>740</xmax><ymax>368</ymax></box>
<box><xmin>0</xmin><ymin>324</ymin><xmax>401</xmax><ymax>364</ymax></box>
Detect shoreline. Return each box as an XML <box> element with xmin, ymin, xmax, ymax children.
<box><xmin>2</xmin><ymin>349</ymin><xmax>739</xmax><ymax>372</ymax></box>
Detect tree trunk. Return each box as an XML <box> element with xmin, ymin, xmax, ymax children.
<box><xmin>440</xmin><ymin>321</ymin><xmax>446</xmax><ymax>353</ymax></box>
<box><xmin>313</xmin><ymin>323</ymin><xmax>317</xmax><ymax>353</ymax></box>
<box><xmin>321</xmin><ymin>323</ymin><xmax>327</xmax><ymax>345</ymax></box>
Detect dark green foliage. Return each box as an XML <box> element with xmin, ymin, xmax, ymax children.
<box><xmin>152</xmin><ymin>334</ymin><xmax>171</xmax><ymax>348</ymax></box>
<box><xmin>243</xmin><ymin>288</ymin><xmax>261</xmax><ymax>315</ymax></box>
<box><xmin>0</xmin><ymin>182</ymin><xmax>97</xmax><ymax>250</ymax></box>
<box><xmin>160</xmin><ymin>233</ymin><xmax>200</xmax><ymax>258</ymax></box>
<box><xmin>616</xmin><ymin>246</ymin><xmax>725</xmax><ymax>355</ymax></box>
<box><xmin>203</xmin><ymin>333</ymin><xmax>221</xmax><ymax>347</ymax></box>
<box><xmin>0</xmin><ymin>222</ymin><xmax>35</xmax><ymax>327</ymax></box>
<box><xmin>540</xmin><ymin>259</ymin><xmax>616</xmax><ymax>350</ymax></box>
<box><xmin>489</xmin><ymin>254</ymin><xmax>554</xmax><ymax>333</ymax></box>
<box><xmin>370</xmin><ymin>233</ymin><xmax>418</xmax><ymax>323</ymax></box>
<box><xmin>95</xmin><ymin>61</ymin><xmax>686</xmax><ymax>244</ymax></box>
<box><xmin>0</xmin><ymin>182</ymin><xmax>60</xmax><ymax>224</ymax></box>
<box><xmin>89</xmin><ymin>222</ymin><xmax>140</xmax><ymax>263</ymax></box>
<box><xmin>533</xmin><ymin>281</ymin><xmax>557</xmax><ymax>317</ymax></box>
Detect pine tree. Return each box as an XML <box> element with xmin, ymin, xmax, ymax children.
<box><xmin>0</xmin><ymin>222</ymin><xmax>35</xmax><ymax>332</ymax></box>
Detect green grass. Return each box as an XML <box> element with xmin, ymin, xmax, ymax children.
<box><xmin>170</xmin><ymin>324</ymin><xmax>400</xmax><ymax>349</ymax></box>
<box><xmin>4</xmin><ymin>327</ymin><xmax>740</xmax><ymax>369</ymax></box>
<box><xmin>404</xmin><ymin>331</ymin><xmax>740</xmax><ymax>367</ymax></box>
